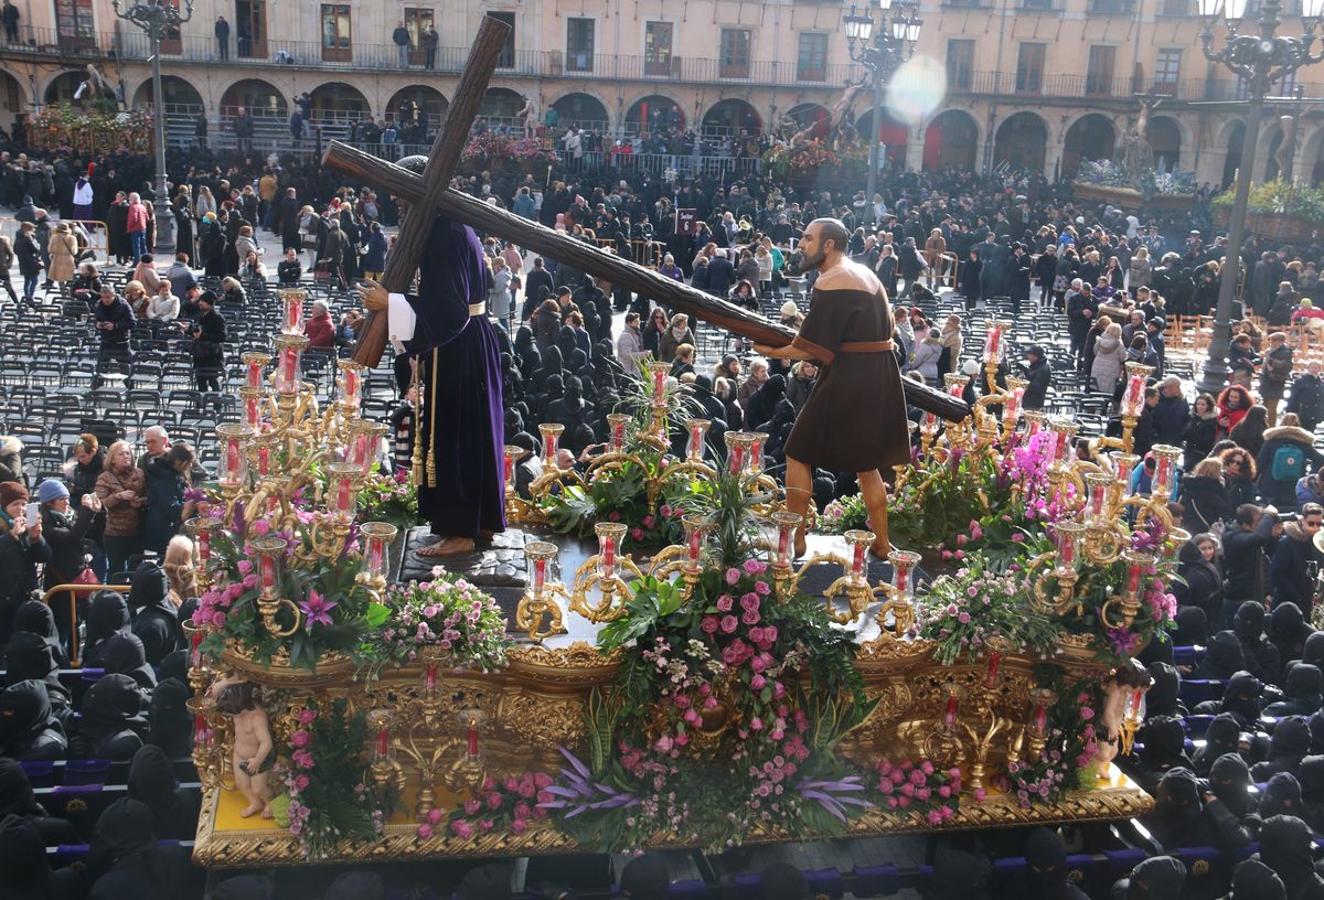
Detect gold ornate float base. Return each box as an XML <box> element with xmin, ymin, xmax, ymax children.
<box><xmin>191</xmin><ymin>765</ymin><xmax>1151</xmax><ymax>868</ymax></box>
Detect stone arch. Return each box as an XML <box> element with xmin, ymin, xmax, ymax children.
<box><xmin>219</xmin><ymin>78</ymin><xmax>288</xmax><ymax>119</ymax></box>
<box><xmin>1061</xmin><ymin>113</ymin><xmax>1117</xmax><ymax>179</ymax></box>
<box><xmin>386</xmin><ymin>85</ymin><xmax>446</xmax><ymax>129</ymax></box>
<box><xmin>309</xmin><ymin>82</ymin><xmax>369</xmax><ymax>123</ymax></box>
<box><xmin>922</xmin><ymin>109</ymin><xmax>979</xmax><ymax>172</ymax></box>
<box><xmin>624</xmin><ymin>94</ymin><xmax>685</xmax><ymax>134</ymax></box>
<box><xmin>131</xmin><ymin>75</ymin><xmax>204</xmax><ymax>113</ymax></box>
<box><xmin>44</xmin><ymin>70</ymin><xmax>88</xmax><ymax>107</ymax></box>
<box><xmin>0</xmin><ymin>69</ymin><xmax>29</xmax><ymax>130</ymax></box>
<box><xmin>702</xmin><ymin>98</ymin><xmax>762</xmax><ymax>135</ymax></box>
<box><xmin>551</xmin><ymin>92</ymin><xmax>609</xmax><ymax>129</ymax></box>
<box><xmin>1146</xmin><ymin>115</ymin><xmax>1184</xmax><ymax>172</ymax></box>
<box><xmin>1303</xmin><ymin>124</ymin><xmax>1324</xmax><ymax>186</ymax></box>
<box><xmin>993</xmin><ymin>111</ymin><xmax>1049</xmax><ymax>174</ymax></box>
<box><xmin>1218</xmin><ymin>118</ymin><xmax>1246</xmax><ymax>188</ymax></box>
<box><xmin>854</xmin><ymin>107</ymin><xmax>910</xmax><ymax>169</ymax></box>
<box><xmin>480</xmin><ymin>87</ymin><xmax>525</xmax><ymax>121</ymax></box>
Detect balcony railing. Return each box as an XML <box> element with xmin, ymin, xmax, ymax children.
<box><xmin>939</xmin><ymin>69</ymin><xmax>1323</xmax><ymax>100</ymax></box>
<box><xmin>0</xmin><ymin>26</ymin><xmax>863</xmax><ymax>89</ymax></box>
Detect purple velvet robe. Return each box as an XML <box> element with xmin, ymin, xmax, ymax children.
<box><xmin>402</xmin><ymin>215</ymin><xmax>505</xmax><ymax>539</ymax></box>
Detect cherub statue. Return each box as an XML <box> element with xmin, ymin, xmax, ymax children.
<box><xmin>1093</xmin><ymin>660</ymin><xmax>1151</xmax><ymax>781</ymax></box>
<box><xmin>213</xmin><ymin>679</ymin><xmax>276</xmax><ymax>818</ymax></box>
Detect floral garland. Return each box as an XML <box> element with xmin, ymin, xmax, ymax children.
<box><xmin>919</xmin><ymin>553</ymin><xmax>1062</xmax><ymax>665</ymax></box>
<box><xmin>361</xmin><ymin>566</ymin><xmax>511</xmax><ymax>674</ymax></box>
<box><xmin>445</xmin><ymin>771</ymin><xmax>555</xmax><ymax>840</ymax></box>
<box><xmin>1002</xmin><ymin>674</ymin><xmax>1103</xmax><ymax>807</ymax></box>
<box><xmin>355</xmin><ymin>466</ymin><xmax>418</xmax><ymax>532</ymax></box>
<box><xmin>875</xmin><ymin>758</ymin><xmax>965</xmax><ymax>826</ymax></box>
<box><xmin>271</xmin><ymin>699</ymin><xmax>394</xmax><ymax>858</ymax></box>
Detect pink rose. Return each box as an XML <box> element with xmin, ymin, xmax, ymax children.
<box><xmin>720</xmin><ymin>615</ymin><xmax>739</xmax><ymax>634</ymax></box>
<box><xmin>451</xmin><ymin>820</ymin><xmax>474</xmax><ymax>839</ymax></box>
<box><xmin>290</xmin><ymin>730</ymin><xmax>311</xmax><ymax>749</ymax></box>
<box><xmin>631</xmin><ymin>527</ymin><xmax>644</xmax><ymax>541</ymax></box>
<box><xmin>427</xmin><ymin>807</ymin><xmax>444</xmax><ymax>825</ymax></box>
<box><xmin>293</xmin><ymin>774</ymin><xmax>310</xmax><ymax>791</ymax></box>
<box><xmin>416</xmin><ymin>823</ymin><xmax>433</xmax><ymax>840</ymax></box>
<box><xmin>464</xmin><ymin>798</ymin><xmax>481</xmax><ymax>815</ymax></box>
<box><xmin>751</xmin><ymin>674</ymin><xmax>766</xmax><ymax>690</ymax></box>
<box><xmin>742</xmin><ymin>609</ymin><xmax>760</xmax><ymax>626</ymax></box>
<box><xmin>237</xmin><ymin>560</ymin><xmax>253</xmax><ymax>576</ymax></box>
<box><xmin>480</xmin><ymin>819</ymin><xmax>494</xmax><ymax>833</ymax></box>
<box><xmin>295</xmin><ymin>709</ymin><xmax>317</xmax><ymax>725</ymax></box>
<box><xmin>486</xmin><ymin>792</ymin><xmax>503</xmax><ymax>810</ymax></box>
<box><xmin>655</xmin><ymin>735</ymin><xmax>674</xmax><ymax>753</ymax></box>
<box><xmin>754</xmin><ymin>580</ymin><xmax>771</xmax><ymax>596</ymax></box>
<box><xmin>701</xmin><ymin>615</ymin><xmax>720</xmax><ymax>634</ymax></box>
<box><xmin>511</xmin><ymin>818</ymin><xmax>527</xmax><ymax>834</ymax></box>
<box><xmin>749</xmin><ymin>717</ymin><xmax>763</xmax><ymax>731</ymax></box>
<box><xmin>716</xmin><ymin>594</ymin><xmax>734</xmax><ymax>612</ymax></box>
<box><xmin>726</xmin><ymin>568</ymin><xmax>741</xmax><ymax>585</ymax></box>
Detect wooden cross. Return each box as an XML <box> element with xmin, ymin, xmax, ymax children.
<box><xmin>352</xmin><ymin>14</ymin><xmax>512</xmax><ymax>367</ymax></box>
<box><xmin>327</xmin><ymin>19</ymin><xmax>968</xmax><ymax>423</ymax></box>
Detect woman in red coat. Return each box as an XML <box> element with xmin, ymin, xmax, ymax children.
<box><xmin>305</xmin><ymin>299</ymin><xmax>336</xmax><ymax>349</ymax></box>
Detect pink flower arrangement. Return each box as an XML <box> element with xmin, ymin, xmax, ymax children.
<box><xmin>875</xmin><ymin>758</ymin><xmax>961</xmax><ymax>822</ymax></box>
<box><xmin>447</xmin><ymin>771</ymin><xmax>553</xmax><ymax>838</ymax></box>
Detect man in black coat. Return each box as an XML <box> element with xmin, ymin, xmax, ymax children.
<box><xmin>1286</xmin><ymin>362</ymin><xmax>1324</xmax><ymax>432</ymax></box>
<box><xmin>1065</xmin><ymin>281</ymin><xmax>1098</xmax><ymax>365</ymax></box>
<box><xmin>1151</xmin><ymin>376</ymin><xmax>1190</xmax><ymax>446</ymax></box>
<box><xmin>1022</xmin><ymin>345</ymin><xmax>1051</xmax><ymax>411</ymax></box>
<box><xmin>1223</xmin><ymin>503</ymin><xmax>1280</xmax><ymax>626</ymax></box>
<box><xmin>523</xmin><ymin>257</ymin><xmax>555</xmax><ymax>318</ymax></box>
<box><xmin>93</xmin><ymin>284</ymin><xmax>134</xmax><ymax>388</ymax></box>
<box><xmin>1270</xmin><ymin>504</ymin><xmax>1323</xmax><ymax>615</ymax></box>
<box><xmin>705</xmin><ymin>248</ymin><xmax>736</xmax><ymax>297</ymax></box>
<box><xmin>190</xmin><ymin>291</ymin><xmax>226</xmax><ymax>392</ymax></box>
<box><xmin>214</xmin><ymin>15</ymin><xmax>230</xmax><ymax>59</ymax></box>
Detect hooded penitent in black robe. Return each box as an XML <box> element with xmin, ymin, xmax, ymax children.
<box><xmin>128</xmin><ymin>562</ymin><xmax>181</xmax><ymax>668</ymax></box>
<box><xmin>0</xmin><ymin>681</ymin><xmax>65</xmax><ymax>761</ymax></box>
<box><xmin>128</xmin><ymin>745</ymin><xmax>200</xmax><ymax>840</ymax></box>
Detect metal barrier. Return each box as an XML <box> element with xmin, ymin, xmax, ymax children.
<box><xmin>0</xmin><ymin>217</ymin><xmax>110</xmax><ymax>261</ymax></box>
<box><xmin>40</xmin><ymin>582</ymin><xmax>132</xmax><ymax>668</ymax></box>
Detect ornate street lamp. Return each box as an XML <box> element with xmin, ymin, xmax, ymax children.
<box><xmin>1194</xmin><ymin>0</ymin><xmax>1322</xmax><ymax>394</ymax></box>
<box><xmin>112</xmin><ymin>0</ymin><xmax>194</xmax><ymax>252</ymax></box>
<box><xmin>845</xmin><ymin>0</ymin><xmax>922</xmax><ymax>222</ymax></box>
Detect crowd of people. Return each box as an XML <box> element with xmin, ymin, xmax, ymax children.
<box><xmin>11</xmin><ymin>126</ymin><xmax>1324</xmax><ymax>896</ymax></box>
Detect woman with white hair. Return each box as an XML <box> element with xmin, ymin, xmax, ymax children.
<box><xmin>305</xmin><ymin>299</ymin><xmax>336</xmax><ymax>349</ymax></box>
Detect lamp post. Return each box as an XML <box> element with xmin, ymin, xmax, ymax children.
<box><xmin>1194</xmin><ymin>0</ymin><xmax>1322</xmax><ymax>395</ymax></box>
<box><xmin>112</xmin><ymin>0</ymin><xmax>193</xmax><ymax>253</ymax></box>
<box><xmin>844</xmin><ymin>0</ymin><xmax>922</xmax><ymax>223</ymax></box>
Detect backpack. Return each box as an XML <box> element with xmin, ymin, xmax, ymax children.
<box><xmin>1273</xmin><ymin>442</ymin><xmax>1307</xmax><ymax>482</ymax></box>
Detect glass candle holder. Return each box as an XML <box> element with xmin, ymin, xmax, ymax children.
<box><xmin>241</xmin><ymin>388</ymin><xmax>264</xmax><ymax>430</ymax></box>
<box><xmin>944</xmin><ymin>373</ymin><xmax>968</xmax><ymax>399</ymax></box>
<box><xmin>1047</xmin><ymin>417</ymin><xmax>1077</xmax><ymax>465</ymax></box>
<box><xmin>747</xmin><ymin>432</ymin><xmax>768</xmax><ymax>474</ymax></box>
<box><xmin>273</xmin><ymin>334</ymin><xmax>310</xmax><ymax>396</ymax></box>
<box><xmin>1023</xmin><ymin>410</ymin><xmax>1047</xmax><ymax>437</ymax></box>
<box><xmin>1029</xmin><ymin>689</ymin><xmax>1056</xmax><ymax>737</ymax></box>
<box><xmin>348</xmin><ymin>422</ymin><xmax>386</xmax><ymax>475</ymax></box>
<box><xmin>249</xmin><ymin>535</ymin><xmax>289</xmax><ymax>596</ymax></box>
<box><xmin>186</xmin><ymin>515</ymin><xmax>222</xmax><ymax>567</ymax></box>
<box><xmin>770</xmin><ymin>511</ymin><xmax>802</xmax><ymax>568</ymax></box>
<box><xmin>1112</xmin><ymin>453</ymin><xmax>1140</xmax><ymax>497</ymax></box>
<box><xmin>525</xmin><ymin>541</ymin><xmax>559</xmax><ymax>599</ymax></box>
<box><xmin>1085</xmin><ymin>472</ymin><xmax>1112</xmax><ymax>524</ymax></box>
<box><xmin>460</xmin><ymin>709</ymin><xmax>483</xmax><ymax>758</ymax></box>
<box><xmin>648</xmin><ymin>361</ymin><xmax>670</xmax><ymax>406</ymax></box>
<box><xmin>982</xmin><ymin>321</ymin><xmax>1009</xmax><ymax>365</ymax></box>
<box><xmin>338</xmin><ymin>359</ymin><xmax>367</xmax><ymax>408</ymax></box>
<box><xmin>1122</xmin><ymin>550</ymin><xmax>1153</xmax><ymax>599</ymax></box>
<box><xmin>888</xmin><ymin>549</ymin><xmax>921</xmax><ymax>602</ymax></box>
<box><xmin>920</xmin><ymin>411</ymin><xmax>939</xmax><ymax>437</ymax></box>
<box><xmin>539</xmin><ymin>423</ymin><xmax>565</xmax><ymax>468</ymax></box>
<box><xmin>1151</xmin><ymin>444</ymin><xmax>1182</xmax><ymax>501</ymax></box>
<box><xmin>215</xmin><ymin>423</ymin><xmax>252</xmax><ymax>488</ymax></box>
<box><xmin>684</xmin><ymin>418</ymin><xmax>710</xmax><ymax>462</ymax></box>
<box><xmin>725</xmin><ymin>431</ymin><xmax>750</xmax><ymax>474</ymax></box>
<box><xmin>1002</xmin><ymin>376</ymin><xmax>1028</xmax><ymax>427</ymax></box>
<box><xmin>327</xmin><ymin>462</ymin><xmax>359</xmax><ymax>522</ymax></box>
<box><xmin>360</xmin><ymin>521</ymin><xmax>398</xmax><ymax>580</ymax></box>
<box><xmin>1163</xmin><ymin>527</ymin><xmax>1191</xmax><ymax>563</ymax></box>
<box><xmin>682</xmin><ymin>513</ymin><xmax>710</xmax><ymax>569</ymax></box>
<box><xmin>943</xmin><ymin>690</ymin><xmax>960</xmax><ymax>729</ymax></box>
<box><xmin>502</xmin><ymin>445</ymin><xmax>523</xmax><ymax>496</ymax></box>
<box><xmin>1120</xmin><ymin>362</ymin><xmax>1154</xmax><ymax>418</ymax></box>
<box><xmin>242</xmin><ymin>351</ymin><xmax>271</xmax><ymax>392</ymax></box>
<box><xmin>280</xmin><ymin>289</ymin><xmax>306</xmax><ymax>335</ymax></box>
<box><xmin>844</xmin><ymin>529</ymin><xmax>874</xmax><ymax>580</ymax></box>
<box><xmin>1053</xmin><ymin>521</ymin><xmax>1086</xmax><ymax>574</ymax></box>
<box><xmin>367</xmin><ymin>709</ymin><xmax>393</xmax><ymax>762</ymax></box>
<box><xmin>607</xmin><ymin>413</ymin><xmax>630</xmax><ymax>452</ymax></box>
<box><xmin>1128</xmin><ymin>688</ymin><xmax>1145</xmax><ymax>721</ymax></box>
<box><xmin>595</xmin><ymin>522</ymin><xmax>627</xmax><ymax>580</ymax></box>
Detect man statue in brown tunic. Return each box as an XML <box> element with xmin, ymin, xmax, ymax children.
<box><xmin>755</xmin><ymin>218</ymin><xmax>910</xmax><ymax>557</ymax></box>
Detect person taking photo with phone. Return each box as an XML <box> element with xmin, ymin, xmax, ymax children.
<box><xmin>0</xmin><ymin>480</ymin><xmax>51</xmax><ymax>648</ymax></box>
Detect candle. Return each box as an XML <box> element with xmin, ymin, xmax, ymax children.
<box><xmin>1113</xmin><ymin>454</ymin><xmax>1138</xmax><ymax>496</ymax></box>
<box><xmin>728</xmin><ymin>442</ymin><xmax>745</xmax><ymax>474</ymax></box>
<box><xmin>225</xmin><ymin>438</ymin><xmax>241</xmax><ymax>484</ymax></box>
<box><xmin>1032</xmin><ymin>703</ymin><xmax>1048</xmax><ymax>736</ymax></box>
<box><xmin>946</xmin><ymin>375</ymin><xmax>967</xmax><ymax>398</ymax></box>
<box><xmin>342</xmin><ymin>365</ymin><xmax>360</xmax><ymax>406</ymax></box>
<box><xmin>748</xmin><ymin>434</ymin><xmax>767</xmax><ymax>473</ymax></box>
<box><xmin>943</xmin><ymin>694</ymin><xmax>959</xmax><ymax>728</ymax></box>
<box><xmin>686</xmin><ymin>419</ymin><xmax>707</xmax><ymax>461</ymax></box>
<box><xmin>375</xmin><ymin>726</ymin><xmax>390</xmax><ymax>759</ymax></box>
<box><xmin>194</xmin><ymin>712</ymin><xmax>209</xmax><ymax>742</ymax></box>
<box><xmin>1123</xmin><ymin>375</ymin><xmax>1144</xmax><ymax>416</ymax></box>
<box><xmin>597</xmin><ymin>525</ymin><xmax>621</xmax><ymax>580</ymax></box>
<box><xmin>771</xmin><ymin>511</ymin><xmax>801</xmax><ymax>568</ymax></box>
<box><xmin>197</xmin><ymin>527</ymin><xmax>211</xmax><ymax>563</ymax></box>
<box><xmin>189</xmin><ymin>628</ymin><xmax>203</xmax><ymax>668</ymax></box>
<box><xmin>502</xmin><ymin>447</ymin><xmax>517</xmax><ymax>493</ymax></box>
<box><xmin>260</xmin><ymin>554</ymin><xmax>276</xmax><ymax>591</ymax></box>
<box><xmin>690</xmin><ymin>528</ymin><xmax>704</xmax><ymax>564</ymax></box>
<box><xmin>369</xmin><ymin>537</ymin><xmax>384</xmax><ymax>574</ymax></box>
<box><xmin>983</xmin><ymin>323</ymin><xmax>1002</xmax><ymax>363</ymax></box>
<box><xmin>540</xmin><ymin>424</ymin><xmax>563</xmax><ymax>467</ymax></box>
<box><xmin>1130</xmin><ymin>689</ymin><xmax>1143</xmax><ymax>716</ymax></box>
<box><xmin>1086</xmin><ymin>473</ymin><xmax>1109</xmax><ymax>523</ymax></box>
<box><xmin>284</xmin><ymin>292</ymin><xmax>303</xmax><ymax>333</ymax></box>
<box><xmin>466</xmin><ymin>719</ymin><xmax>480</xmax><ymax>756</ymax></box>
<box><xmin>1003</xmin><ymin>388</ymin><xmax>1023</xmax><ymax>425</ymax></box>
<box><xmin>1026</xmin><ymin>413</ymin><xmax>1044</xmax><ymax>436</ymax></box>
<box><xmin>985</xmin><ymin>651</ymin><xmax>1002</xmax><ymax>688</ymax></box>
<box><xmin>651</xmin><ymin>364</ymin><xmax>667</xmax><ymax>403</ymax></box>
<box><xmin>533</xmin><ymin>556</ymin><xmax>547</xmax><ymax>594</ymax></box>
<box><xmin>425</xmin><ymin>663</ymin><xmax>438</xmax><ymax>695</ymax></box>
<box><xmin>777</xmin><ymin>526</ymin><xmax>790</xmax><ymax>563</ymax></box>
<box><xmin>921</xmin><ymin>411</ymin><xmax>939</xmax><ymax>434</ymax></box>
<box><xmin>257</xmin><ymin>444</ymin><xmax>271</xmax><ymax>477</ymax></box>
<box><xmin>245</xmin><ymin>394</ymin><xmax>261</xmax><ymax>428</ymax></box>
<box><xmin>1125</xmin><ymin>558</ymin><xmax>1144</xmax><ymax>595</ymax></box>
<box><xmin>608</xmin><ymin>414</ymin><xmax>628</xmax><ymax>451</ymax></box>
<box><xmin>851</xmin><ymin>539</ymin><xmax>866</xmax><ymax>578</ymax></box>
<box><xmin>246</xmin><ymin>359</ymin><xmax>263</xmax><ymax>390</ymax></box>
<box><xmin>1057</xmin><ymin>527</ymin><xmax>1076</xmax><ymax>566</ymax></box>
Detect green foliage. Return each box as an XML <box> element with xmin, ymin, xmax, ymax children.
<box><xmin>1212</xmin><ymin>178</ymin><xmax>1324</xmax><ymax>220</ymax></box>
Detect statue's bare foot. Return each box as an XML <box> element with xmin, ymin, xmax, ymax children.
<box><xmin>417</xmin><ymin>537</ymin><xmax>476</xmax><ymax>558</ymax></box>
<box><xmin>794</xmin><ymin>533</ymin><xmax>807</xmax><ymax>559</ymax></box>
<box><xmin>261</xmin><ymin>804</ymin><xmax>274</xmax><ymax>819</ymax></box>
<box><xmin>240</xmin><ymin>801</ymin><xmax>264</xmax><ymax>818</ymax></box>
<box><xmin>869</xmin><ymin>539</ymin><xmax>892</xmax><ymax>558</ymax></box>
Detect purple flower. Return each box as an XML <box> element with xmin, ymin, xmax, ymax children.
<box><xmin>299</xmin><ymin>590</ymin><xmax>337</xmax><ymax>631</ymax></box>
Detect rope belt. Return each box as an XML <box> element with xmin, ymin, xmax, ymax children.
<box><xmin>839</xmin><ymin>340</ymin><xmax>896</xmax><ymax>353</ymax></box>
<box><xmin>469</xmin><ymin>302</ymin><xmax>486</xmax><ymax>317</ymax></box>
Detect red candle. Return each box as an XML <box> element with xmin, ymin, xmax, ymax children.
<box><xmin>245</xmin><ymin>394</ymin><xmax>261</xmax><ymax>428</ymax></box>
<box><xmin>688</xmin><ymin>423</ymin><xmax>704</xmax><ymax>460</ymax></box>
<box><xmin>689</xmin><ymin>528</ymin><xmax>703</xmax><ymax>564</ymax></box>
<box><xmin>948</xmin><ymin>378</ymin><xmax>966</xmax><ymax>398</ymax></box>
<box><xmin>1125</xmin><ymin>560</ymin><xmax>1143</xmax><ymax>595</ymax></box>
<box><xmin>467</xmin><ymin>721</ymin><xmax>480</xmax><ymax>756</ymax></box>
<box><xmin>1032</xmin><ymin>703</ymin><xmax>1048</xmax><ymax>735</ymax></box>
<box><xmin>728</xmin><ymin>443</ymin><xmax>745</xmax><ymax>474</ymax></box>
<box><xmin>1090</xmin><ymin>482</ymin><xmax>1106</xmax><ymax>518</ymax></box>
<box><xmin>1130</xmin><ymin>688</ymin><xmax>1143</xmax><ymax>715</ymax></box>
<box><xmin>748</xmin><ymin>437</ymin><xmax>764</xmax><ymax>472</ymax></box>
<box><xmin>189</xmin><ymin>629</ymin><xmax>203</xmax><ymax>667</ymax></box>
<box><xmin>375</xmin><ymin>726</ymin><xmax>389</xmax><ymax>759</ymax></box>
<box><xmin>197</xmin><ymin>528</ymin><xmax>211</xmax><ymax>562</ymax></box>
<box><xmin>343</xmin><ymin>367</ymin><xmax>359</xmax><ymax>404</ymax></box>
<box><xmin>335</xmin><ymin>478</ymin><xmax>352</xmax><ymax>514</ymax></box>
<box><xmin>368</xmin><ymin>537</ymin><xmax>384</xmax><ymax>575</ymax></box>
<box><xmin>601</xmin><ymin>533</ymin><xmax>617</xmax><ymax>579</ymax></box>
<box><xmin>225</xmin><ymin>439</ymin><xmax>241</xmax><ymax>483</ymax></box>
<box><xmin>502</xmin><ymin>451</ymin><xmax>515</xmax><ymax>489</ymax></box>
<box><xmin>533</xmin><ymin>557</ymin><xmax>547</xmax><ymax>594</ymax></box>
<box><xmin>425</xmin><ymin>663</ymin><xmax>438</xmax><ymax>695</ymax></box>
<box><xmin>922</xmin><ymin>411</ymin><xmax>938</xmax><ymax>432</ymax></box>
<box><xmin>893</xmin><ymin>561</ymin><xmax>910</xmax><ymax>594</ymax></box>
<box><xmin>851</xmin><ymin>540</ymin><xmax>866</xmax><ymax>578</ymax></box>
<box><xmin>246</xmin><ymin>360</ymin><xmax>262</xmax><ymax>390</ymax></box>
<box><xmin>544</xmin><ymin>430</ymin><xmax>559</xmax><ymax>464</ymax></box>
<box><xmin>260</xmin><ymin>554</ymin><xmax>276</xmax><ymax>591</ymax></box>
<box><xmin>257</xmin><ymin>445</ymin><xmax>270</xmax><ymax>476</ymax></box>
<box><xmin>280</xmin><ymin>346</ymin><xmax>298</xmax><ymax>390</ymax></box>
<box><xmin>1027</xmin><ymin>416</ymin><xmax>1042</xmax><ymax>436</ymax></box>
<box><xmin>943</xmin><ymin>695</ymin><xmax>959</xmax><ymax>728</ymax></box>
<box><xmin>194</xmin><ymin>712</ymin><xmax>208</xmax><ymax>740</ymax></box>
<box><xmin>1124</xmin><ymin>375</ymin><xmax>1144</xmax><ymax>413</ymax></box>
<box><xmin>985</xmin><ymin>651</ymin><xmax>1002</xmax><ymax>687</ymax></box>
<box><xmin>285</xmin><ymin>294</ymin><xmax>302</xmax><ymax>332</ymax></box>
<box><xmin>1058</xmin><ymin>530</ymin><xmax>1076</xmax><ymax>566</ymax></box>
<box><xmin>776</xmin><ymin>527</ymin><xmax>790</xmax><ymax>564</ymax></box>
<box><xmin>610</xmin><ymin>418</ymin><xmax>625</xmax><ymax>450</ymax></box>
<box><xmin>1004</xmin><ymin>389</ymin><xmax>1023</xmax><ymax>424</ymax></box>
<box><xmin>652</xmin><ymin>366</ymin><xmax>666</xmax><ymax>402</ymax></box>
